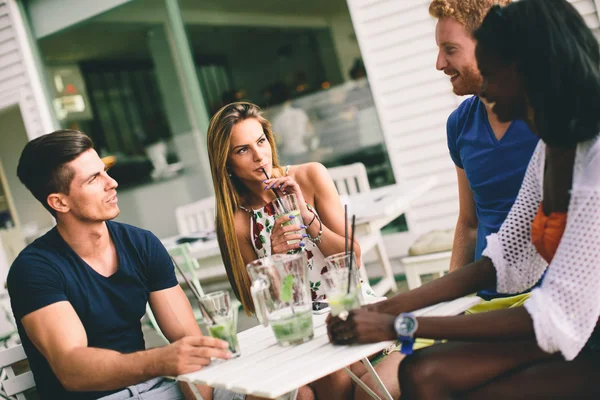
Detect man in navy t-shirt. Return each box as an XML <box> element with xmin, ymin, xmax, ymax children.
<box><xmin>429</xmin><ymin>0</ymin><xmax>539</xmax><ymax>302</ymax></box>
<box><xmin>7</xmin><ymin>130</ymin><xmax>240</xmax><ymax>400</ymax></box>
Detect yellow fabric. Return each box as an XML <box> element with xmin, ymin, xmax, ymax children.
<box><xmin>465</xmin><ymin>292</ymin><xmax>531</xmax><ymax>314</ymax></box>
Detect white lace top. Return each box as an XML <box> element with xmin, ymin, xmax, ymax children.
<box><xmin>482</xmin><ymin>134</ymin><xmax>600</xmax><ymax>360</ymax></box>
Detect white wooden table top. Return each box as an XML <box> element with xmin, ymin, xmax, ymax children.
<box><xmin>176</xmin><ymin>296</ymin><xmax>481</xmax><ymax>399</ymax></box>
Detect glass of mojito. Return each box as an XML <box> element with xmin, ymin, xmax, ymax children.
<box><xmin>199</xmin><ymin>291</ymin><xmax>241</xmax><ymax>358</ymax></box>
<box><xmin>325</xmin><ymin>252</ymin><xmax>365</xmax><ymax>305</ymax></box>
<box><xmin>322</xmin><ymin>268</ymin><xmax>361</xmax><ymax>317</ymax></box>
<box><xmin>247</xmin><ymin>253</ymin><xmax>314</xmax><ymax>346</ymax></box>
<box><xmin>272</xmin><ymin>193</ymin><xmax>306</xmax><ymax>248</ymax></box>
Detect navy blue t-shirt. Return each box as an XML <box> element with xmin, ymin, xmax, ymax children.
<box><xmin>447</xmin><ymin>96</ymin><xmax>538</xmax><ymax>299</ymax></box>
<box><xmin>7</xmin><ymin>221</ymin><xmax>178</xmax><ymax>400</ymax></box>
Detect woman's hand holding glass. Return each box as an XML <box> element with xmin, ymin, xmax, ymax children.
<box><xmin>270</xmin><ymin>214</ymin><xmax>308</xmax><ymax>254</ymax></box>
<box><xmin>263</xmin><ymin>175</ymin><xmax>312</xmax><ymax>222</ymax></box>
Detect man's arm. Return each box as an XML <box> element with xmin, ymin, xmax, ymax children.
<box><xmin>150</xmin><ymin>285</ymin><xmax>220</xmax><ymax>400</ymax></box>
<box><xmin>149</xmin><ymin>285</ymin><xmax>202</xmax><ymax>340</ymax></box>
<box><xmin>449</xmin><ymin>166</ymin><xmax>478</xmax><ymax>272</ymax></box>
<box><xmin>21</xmin><ymin>301</ymin><xmax>230</xmax><ymax>392</ymax></box>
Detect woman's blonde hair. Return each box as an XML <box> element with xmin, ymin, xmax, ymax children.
<box><xmin>207</xmin><ymin>101</ymin><xmax>284</xmax><ymax>313</ymax></box>
<box><xmin>429</xmin><ymin>0</ymin><xmax>511</xmax><ymax>35</ymax></box>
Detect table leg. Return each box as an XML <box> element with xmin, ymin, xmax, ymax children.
<box><xmin>361</xmin><ymin>357</ymin><xmax>394</xmax><ymax>400</ymax></box>
<box><xmin>342</xmin><ymin>367</ymin><xmax>381</xmax><ymax>400</ymax></box>
<box><xmin>186</xmin><ymin>381</ymin><xmax>205</xmax><ymax>400</ymax></box>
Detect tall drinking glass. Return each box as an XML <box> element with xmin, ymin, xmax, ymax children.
<box><xmin>247</xmin><ymin>253</ymin><xmax>314</xmax><ymax>346</ymax></box>
<box><xmin>272</xmin><ymin>193</ymin><xmax>306</xmax><ymax>247</ymax></box>
<box><xmin>199</xmin><ymin>291</ymin><xmax>241</xmax><ymax>357</ymax></box>
<box><xmin>325</xmin><ymin>252</ymin><xmax>365</xmax><ymax>305</ymax></box>
<box><xmin>322</xmin><ymin>268</ymin><xmax>361</xmax><ymax>316</ymax></box>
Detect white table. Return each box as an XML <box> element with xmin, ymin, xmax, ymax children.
<box><xmin>177</xmin><ymin>296</ymin><xmax>481</xmax><ymax>400</ymax></box>
<box><xmin>162</xmin><ymin>177</ymin><xmax>437</xmax><ymax>287</ymax></box>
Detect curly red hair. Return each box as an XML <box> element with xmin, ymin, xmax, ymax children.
<box><xmin>429</xmin><ymin>0</ymin><xmax>511</xmax><ymax>34</ymax></box>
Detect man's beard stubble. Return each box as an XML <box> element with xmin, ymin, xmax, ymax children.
<box><xmin>452</xmin><ymin>65</ymin><xmax>483</xmax><ymax>96</ymax></box>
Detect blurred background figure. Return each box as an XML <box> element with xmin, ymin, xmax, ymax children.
<box><xmin>270</xmin><ymin>82</ymin><xmax>316</xmax><ymax>164</ymax></box>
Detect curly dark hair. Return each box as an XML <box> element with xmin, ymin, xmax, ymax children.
<box><xmin>474</xmin><ymin>0</ymin><xmax>600</xmax><ymax>147</ymax></box>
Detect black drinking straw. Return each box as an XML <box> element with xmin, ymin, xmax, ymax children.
<box><xmin>261</xmin><ymin>167</ymin><xmax>287</xmax><ymax>213</ymax></box>
<box><xmin>344</xmin><ymin>204</ymin><xmax>348</xmax><ymax>257</ymax></box>
<box><xmin>171</xmin><ymin>255</ymin><xmax>216</xmax><ymax>325</ymax></box>
<box><xmin>347</xmin><ymin>215</ymin><xmax>356</xmax><ymax>294</ymax></box>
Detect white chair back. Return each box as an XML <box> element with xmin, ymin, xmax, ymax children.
<box><xmin>175</xmin><ymin>196</ymin><xmax>216</xmax><ymax>236</ymax></box>
<box><xmin>327</xmin><ymin>163</ymin><xmax>370</xmax><ymax>196</ymax></box>
<box><xmin>0</xmin><ymin>345</ymin><xmax>35</xmax><ymax>400</ymax></box>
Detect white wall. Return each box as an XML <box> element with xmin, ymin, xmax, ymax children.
<box><xmin>0</xmin><ymin>1</ymin><xmax>55</xmax><ymax>139</ymax></box>
<box><xmin>27</xmin><ymin>0</ymin><xmax>134</xmax><ymax>39</ymax></box>
<box><xmin>0</xmin><ymin>0</ymin><xmax>56</xmax><ymax>244</ymax></box>
<box><xmin>347</xmin><ymin>0</ymin><xmax>460</xmax><ymax>247</ymax></box>
<box><xmin>0</xmin><ymin>106</ymin><xmax>54</xmax><ymax>235</ymax></box>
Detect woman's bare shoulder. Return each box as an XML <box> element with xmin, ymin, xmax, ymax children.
<box><xmin>288</xmin><ymin>162</ymin><xmax>328</xmax><ymax>184</ymax></box>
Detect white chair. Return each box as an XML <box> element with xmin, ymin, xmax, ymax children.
<box><xmin>402</xmin><ymin>251</ymin><xmax>452</xmax><ymax>290</ymax></box>
<box><xmin>0</xmin><ymin>345</ymin><xmax>35</xmax><ymax>400</ymax></box>
<box><xmin>401</xmin><ymin>229</ymin><xmax>453</xmax><ymax>290</ymax></box>
<box><xmin>175</xmin><ymin>196</ymin><xmax>216</xmax><ymax>236</ymax></box>
<box><xmin>327</xmin><ymin>163</ymin><xmax>397</xmax><ymax>296</ymax></box>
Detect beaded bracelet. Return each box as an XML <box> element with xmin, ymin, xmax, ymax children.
<box><xmin>305</xmin><ymin>203</ymin><xmax>323</xmax><ymax>243</ymax></box>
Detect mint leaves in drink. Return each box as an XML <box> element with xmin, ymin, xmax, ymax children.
<box><xmin>280</xmin><ymin>274</ymin><xmax>294</xmax><ymax>303</ymax></box>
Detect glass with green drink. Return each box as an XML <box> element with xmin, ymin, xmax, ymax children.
<box><xmin>272</xmin><ymin>193</ymin><xmax>306</xmax><ymax>248</ymax></box>
<box><xmin>247</xmin><ymin>253</ymin><xmax>314</xmax><ymax>346</ymax></box>
<box><xmin>323</xmin><ymin>252</ymin><xmax>364</xmax><ymax>315</ymax></box>
<box><xmin>322</xmin><ymin>268</ymin><xmax>362</xmax><ymax>316</ymax></box>
<box><xmin>199</xmin><ymin>291</ymin><xmax>241</xmax><ymax>358</ymax></box>
<box><xmin>325</xmin><ymin>252</ymin><xmax>365</xmax><ymax>308</ymax></box>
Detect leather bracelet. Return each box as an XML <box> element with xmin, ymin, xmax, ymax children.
<box><xmin>305</xmin><ymin>203</ymin><xmax>323</xmax><ymax>243</ymax></box>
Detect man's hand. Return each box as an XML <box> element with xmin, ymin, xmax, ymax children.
<box><xmin>327</xmin><ymin>309</ymin><xmax>396</xmax><ymax>345</ymax></box>
<box><xmin>157</xmin><ymin>336</ymin><xmax>232</xmax><ymax>376</ymax></box>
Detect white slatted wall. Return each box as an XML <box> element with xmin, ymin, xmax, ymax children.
<box><xmin>571</xmin><ymin>0</ymin><xmax>600</xmax><ymax>38</ymax></box>
<box><xmin>347</xmin><ymin>0</ymin><xmax>460</xmax><ymax>240</ymax></box>
<box><xmin>0</xmin><ymin>0</ymin><xmax>54</xmax><ymax>138</ymax></box>
<box><xmin>347</xmin><ymin>0</ymin><xmax>600</xmax><ymax>257</ymax></box>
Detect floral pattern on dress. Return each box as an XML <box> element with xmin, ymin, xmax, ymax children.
<box><xmin>245</xmin><ymin>203</ymin><xmax>327</xmax><ymax>301</ymax></box>
<box><xmin>241</xmin><ymin>166</ymin><xmax>377</xmax><ymax>303</ymax></box>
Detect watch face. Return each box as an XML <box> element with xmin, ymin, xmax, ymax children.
<box><xmin>395</xmin><ymin>314</ymin><xmax>417</xmax><ymax>337</ymax></box>
<box><xmin>400</xmin><ymin>317</ymin><xmax>416</xmax><ymax>333</ymax></box>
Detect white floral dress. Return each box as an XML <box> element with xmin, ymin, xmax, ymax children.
<box><xmin>242</xmin><ymin>200</ymin><xmax>328</xmax><ymax>301</ymax></box>
<box><xmin>240</xmin><ymin>166</ymin><xmax>376</xmax><ymax>301</ymax></box>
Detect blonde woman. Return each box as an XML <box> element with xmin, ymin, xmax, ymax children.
<box><xmin>207</xmin><ymin>101</ymin><xmax>402</xmax><ymax>400</ymax></box>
